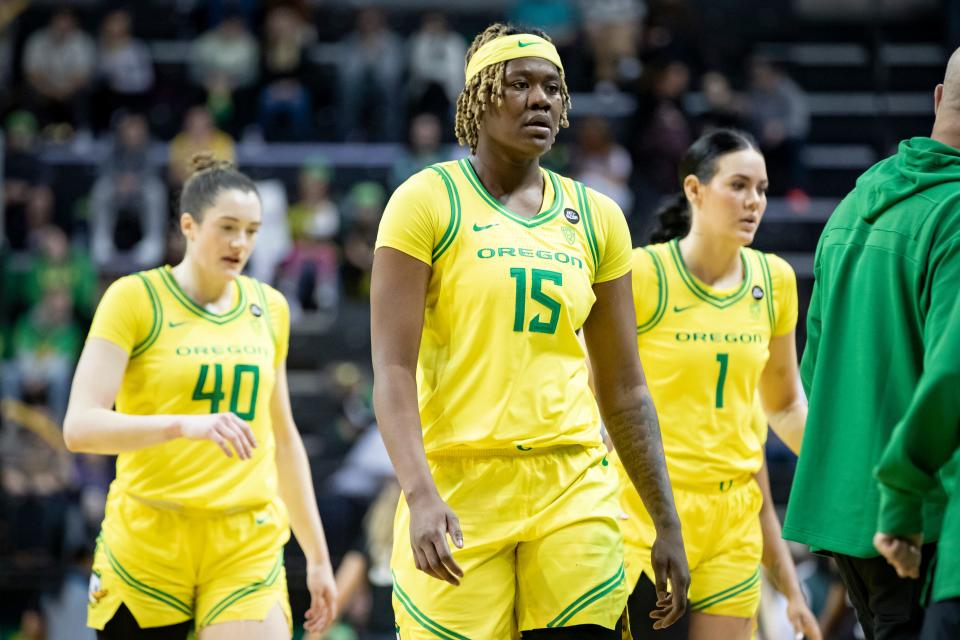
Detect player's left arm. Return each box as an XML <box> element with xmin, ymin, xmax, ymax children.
<box><xmin>759</xmin><ymin>331</ymin><xmax>806</xmax><ymax>455</ymax></box>
<box><xmin>271</xmin><ymin>363</ymin><xmax>337</xmax><ymax>634</ymax></box>
<box><xmin>759</xmin><ymin>255</ymin><xmax>805</xmax><ymax>455</ymax></box>
<box><xmin>756</xmin><ymin>457</ymin><xmax>821</xmax><ymax>640</ymax></box>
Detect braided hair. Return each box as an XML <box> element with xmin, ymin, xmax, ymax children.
<box><xmin>454</xmin><ymin>23</ymin><xmax>571</xmax><ymax>153</ymax></box>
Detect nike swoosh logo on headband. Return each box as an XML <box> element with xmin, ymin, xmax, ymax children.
<box><xmin>517</xmin><ymin>41</ymin><xmax>535</xmax><ymax>47</ymax></box>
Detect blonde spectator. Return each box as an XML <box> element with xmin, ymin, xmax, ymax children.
<box><xmin>167</xmin><ymin>106</ymin><xmax>235</xmax><ymax>187</ymax></box>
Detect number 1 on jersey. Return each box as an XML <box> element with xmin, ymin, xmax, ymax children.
<box><xmin>510</xmin><ymin>268</ymin><xmax>563</xmax><ymax>334</ymax></box>
<box><xmin>715</xmin><ymin>353</ymin><xmax>729</xmax><ymax>408</ymax></box>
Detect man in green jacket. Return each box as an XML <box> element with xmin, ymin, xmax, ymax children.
<box><xmin>872</xmin><ymin>50</ymin><xmax>960</xmax><ymax>640</ymax></box>
<box><xmin>784</xmin><ymin>48</ymin><xmax>960</xmax><ymax>640</ymax></box>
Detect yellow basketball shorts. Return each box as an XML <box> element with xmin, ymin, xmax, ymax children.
<box><xmin>616</xmin><ymin>461</ymin><xmax>763</xmax><ymax>619</ymax></box>
<box><xmin>87</xmin><ymin>491</ymin><xmax>292</xmax><ymax>632</ymax></box>
<box><xmin>391</xmin><ymin>445</ymin><xmax>629</xmax><ymax>639</ymax></box>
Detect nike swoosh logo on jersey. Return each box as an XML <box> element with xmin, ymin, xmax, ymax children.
<box><xmin>168</xmin><ymin>320</ymin><xmax>187</xmax><ymax>328</ymax></box>
<box><xmin>516</xmin><ymin>444</ymin><xmax>533</xmax><ymax>451</ymax></box>
<box><xmin>672</xmin><ymin>304</ymin><xmax>697</xmax><ymax>313</ymax></box>
<box><xmin>473</xmin><ymin>222</ymin><xmax>498</xmax><ymax>231</ymax></box>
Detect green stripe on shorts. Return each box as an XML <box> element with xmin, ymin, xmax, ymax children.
<box><xmin>392</xmin><ymin>571</ymin><xmax>470</xmax><ymax>640</ymax></box>
<box><xmin>97</xmin><ymin>535</ymin><xmax>192</xmax><ymax>616</ymax></box>
<box><xmin>690</xmin><ymin>566</ymin><xmax>761</xmax><ymax>612</ymax></box>
<box><xmin>200</xmin><ymin>551</ymin><xmax>284</xmax><ymax>628</ymax></box>
<box><xmin>547</xmin><ymin>562</ymin><xmax>626</xmax><ymax>628</ymax></box>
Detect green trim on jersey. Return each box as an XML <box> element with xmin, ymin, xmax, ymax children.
<box><xmin>668</xmin><ymin>239</ymin><xmax>752</xmax><ymax>308</ymax></box>
<box><xmin>457</xmin><ymin>158</ymin><xmax>563</xmax><ymax>228</ymax></box>
<box><xmin>157</xmin><ymin>267</ymin><xmax>248</xmax><ymax>324</ymax></box>
<box><xmin>756</xmin><ymin>252</ymin><xmax>777</xmax><ymax>330</ymax></box>
<box><xmin>132</xmin><ymin>273</ymin><xmax>163</xmax><ymax>358</ymax></box>
<box><xmin>97</xmin><ymin>535</ymin><xmax>192</xmax><ymax>616</ymax></box>
<box><xmin>200</xmin><ymin>552</ymin><xmax>284</xmax><ymax>627</ymax></box>
<box><xmin>392</xmin><ymin>572</ymin><xmax>470</xmax><ymax>640</ymax></box>
<box><xmin>573</xmin><ymin>181</ymin><xmax>600</xmax><ymax>273</ymax></box>
<box><xmin>546</xmin><ymin>562</ymin><xmax>625</xmax><ymax>628</ymax></box>
<box><xmin>637</xmin><ymin>248</ymin><xmax>668</xmax><ymax>335</ymax></box>
<box><xmin>251</xmin><ymin>279</ymin><xmax>276</xmax><ymax>345</ymax></box>
<box><xmin>690</xmin><ymin>566</ymin><xmax>761</xmax><ymax>612</ymax></box>
<box><xmin>428</xmin><ymin>164</ymin><xmax>462</xmax><ymax>262</ymax></box>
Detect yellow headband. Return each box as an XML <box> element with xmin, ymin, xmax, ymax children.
<box><xmin>464</xmin><ymin>34</ymin><xmax>564</xmax><ymax>84</ymax></box>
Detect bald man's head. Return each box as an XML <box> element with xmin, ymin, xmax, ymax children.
<box><xmin>938</xmin><ymin>48</ymin><xmax>960</xmax><ymax>114</ymax></box>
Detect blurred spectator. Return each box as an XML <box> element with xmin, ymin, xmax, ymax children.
<box><xmin>246</xmin><ymin>177</ymin><xmax>290</xmax><ymax>285</ymax></box>
<box><xmin>41</xmin><ymin>549</ymin><xmax>96</xmax><ymax>640</ymax></box>
<box><xmin>0</xmin><ymin>399</ymin><xmax>74</xmax><ymax>569</ymax></box>
<box><xmin>7</xmin><ymin>608</ymin><xmax>45</xmax><ymax>640</ymax></box>
<box><xmin>2</xmin><ymin>285</ymin><xmax>80</xmax><ymax>421</ymax></box>
<box><xmin>579</xmin><ymin>0</ymin><xmax>645</xmax><ymax>88</ymax></box>
<box><xmin>258</xmin><ymin>4</ymin><xmax>316</xmax><ymax>141</ymax></box>
<box><xmin>389</xmin><ymin>113</ymin><xmax>445</xmax><ymax>189</ymax></box>
<box><xmin>572</xmin><ymin>116</ymin><xmax>634</xmax><ymax>214</ymax></box>
<box><xmin>406</xmin><ymin>13</ymin><xmax>465</xmax><ymax>129</ymax></box>
<box><xmin>748</xmin><ymin>56</ymin><xmax>810</xmax><ymax>196</ymax></box>
<box><xmin>168</xmin><ymin>106</ymin><xmax>236</xmax><ymax>187</ymax></box>
<box><xmin>189</xmin><ymin>11</ymin><xmax>259</xmax><ymax>131</ymax></box>
<box><xmin>325</xmin><ymin>479</ymin><xmax>399</xmax><ymax>640</ymax></box>
<box><xmin>281</xmin><ymin>159</ymin><xmax>341</xmax><ymax>314</ymax></box>
<box><xmin>89</xmin><ymin>112</ymin><xmax>166</xmax><ymax>273</ymax></box>
<box><xmin>631</xmin><ymin>58</ymin><xmax>693</xmax><ymax>221</ymax></box>
<box><xmin>340</xmin><ymin>181</ymin><xmax>385</xmax><ymax>299</ymax></box>
<box><xmin>92</xmin><ymin>9</ymin><xmax>154</xmax><ymax>133</ymax></box>
<box><xmin>22</xmin><ymin>7</ymin><xmax>96</xmax><ymax>132</ymax></box>
<box><xmin>508</xmin><ymin>0</ymin><xmax>578</xmax><ymax>46</ymax></box>
<box><xmin>0</xmin><ymin>0</ymin><xmax>29</xmax><ymax>99</ymax></box>
<box><xmin>2</xmin><ymin>111</ymin><xmax>52</xmax><ymax>251</ymax></box>
<box><xmin>698</xmin><ymin>70</ymin><xmax>748</xmax><ymax>132</ymax></box>
<box><xmin>337</xmin><ymin>8</ymin><xmax>404</xmax><ymax>142</ymax></box>
<box><xmin>20</xmin><ymin>225</ymin><xmax>97</xmax><ymax>325</ymax></box>
<box><xmin>642</xmin><ymin>0</ymin><xmax>706</xmax><ymax>70</ymax></box>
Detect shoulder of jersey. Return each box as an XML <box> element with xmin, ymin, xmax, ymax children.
<box><xmin>239</xmin><ymin>275</ymin><xmax>288</xmax><ymax>312</ymax></box>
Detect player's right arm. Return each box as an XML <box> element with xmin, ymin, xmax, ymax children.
<box><xmin>370</xmin><ymin>248</ymin><xmax>464</xmax><ymax>586</ymax></box>
<box><xmin>64</xmin><ymin>338</ymin><xmax>257</xmax><ymax>458</ymax></box>
<box><xmin>63</xmin><ymin>277</ymin><xmax>256</xmax><ymax>459</ymax></box>
<box><xmin>371</xmin><ymin>170</ymin><xmax>464</xmax><ymax>587</ymax></box>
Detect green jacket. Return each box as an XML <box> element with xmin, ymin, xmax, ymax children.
<box><xmin>784</xmin><ymin>137</ymin><xmax>960</xmax><ymax>563</ymax></box>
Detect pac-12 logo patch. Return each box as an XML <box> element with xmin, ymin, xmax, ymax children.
<box><xmin>250</xmin><ymin>303</ymin><xmax>263</xmax><ymax>317</ymax></box>
<box><xmin>752</xmin><ymin>286</ymin><xmax>764</xmax><ymax>300</ymax></box>
<box><xmin>562</xmin><ymin>225</ymin><xmax>576</xmax><ymax>245</ymax></box>
<box><xmin>563</xmin><ymin>208</ymin><xmax>580</xmax><ymax>224</ymax></box>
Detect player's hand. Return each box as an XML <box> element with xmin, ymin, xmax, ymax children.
<box><xmin>407</xmin><ymin>491</ymin><xmax>464</xmax><ymax>586</ymax></box>
<box><xmin>178</xmin><ymin>413</ymin><xmax>258</xmax><ymax>459</ymax></box>
<box><xmin>874</xmin><ymin>532</ymin><xmax>923</xmax><ymax>579</ymax></box>
<box><xmin>786</xmin><ymin>593</ymin><xmax>822</xmax><ymax>640</ymax></box>
<box><xmin>648</xmin><ymin>524</ymin><xmax>689</xmax><ymax>629</ymax></box>
<box><xmin>304</xmin><ymin>560</ymin><xmax>337</xmax><ymax>634</ymax></box>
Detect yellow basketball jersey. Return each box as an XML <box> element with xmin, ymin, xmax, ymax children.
<box><xmin>631</xmin><ymin>240</ymin><xmax>797</xmax><ymax>487</ymax></box>
<box><xmin>376</xmin><ymin>159</ymin><xmax>632</xmax><ymax>453</ymax></box>
<box><xmin>87</xmin><ymin>266</ymin><xmax>289</xmax><ymax>511</ymax></box>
